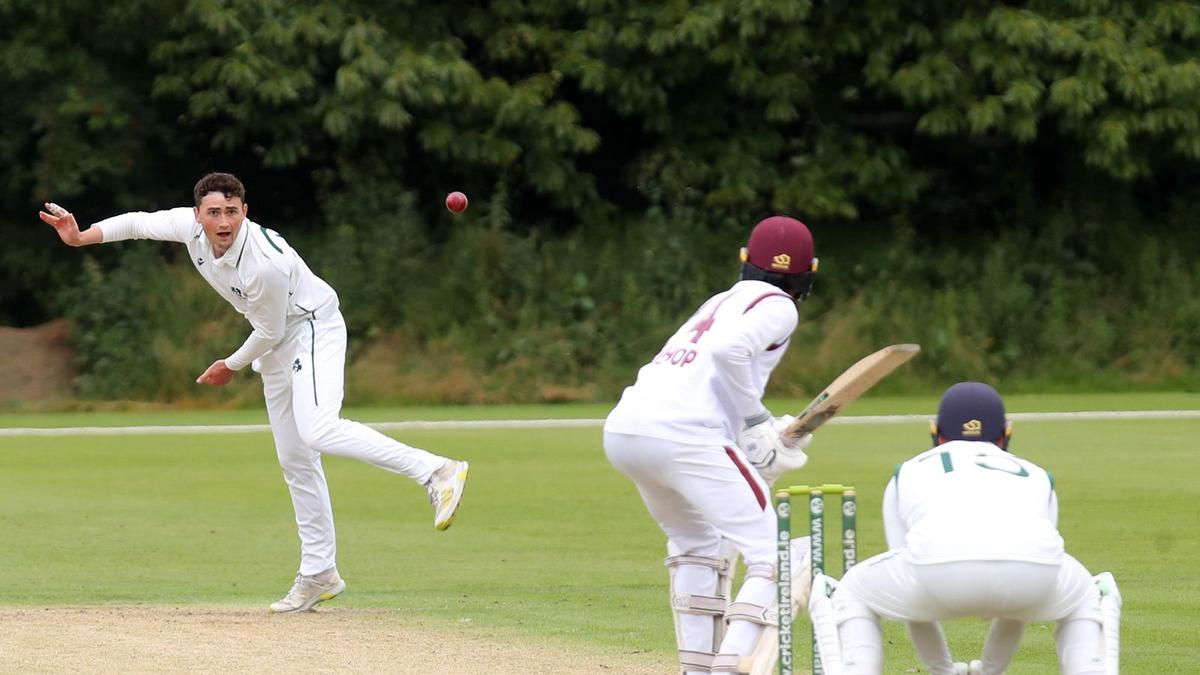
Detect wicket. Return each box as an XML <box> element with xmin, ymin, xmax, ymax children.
<box><xmin>776</xmin><ymin>484</ymin><xmax>857</xmax><ymax>675</ymax></box>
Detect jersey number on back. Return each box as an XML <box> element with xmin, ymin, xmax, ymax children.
<box><xmin>920</xmin><ymin>451</ymin><xmax>1030</xmax><ymax>477</ymax></box>
<box><xmin>687</xmin><ymin>304</ymin><xmax>720</xmax><ymax>343</ymax></box>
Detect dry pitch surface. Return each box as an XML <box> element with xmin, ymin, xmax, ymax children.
<box><xmin>1</xmin><ymin>607</ymin><xmax>669</xmax><ymax>674</ymax></box>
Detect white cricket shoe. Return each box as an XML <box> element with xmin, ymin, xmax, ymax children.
<box><xmin>269</xmin><ymin>568</ymin><xmax>346</xmax><ymax>613</ymax></box>
<box><xmin>427</xmin><ymin>459</ymin><xmax>469</xmax><ymax>531</ymax></box>
<box><xmin>953</xmin><ymin>661</ymin><xmax>983</xmax><ymax>675</ymax></box>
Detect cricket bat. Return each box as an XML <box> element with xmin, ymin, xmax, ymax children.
<box><xmin>780</xmin><ymin>344</ymin><xmax>920</xmax><ymax>442</ymax></box>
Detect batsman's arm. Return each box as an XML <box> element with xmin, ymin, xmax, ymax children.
<box><xmin>710</xmin><ymin>298</ymin><xmax>798</xmax><ymax>419</ymax></box>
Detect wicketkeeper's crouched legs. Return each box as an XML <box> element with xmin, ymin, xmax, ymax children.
<box><xmin>905</xmin><ymin>621</ymin><xmax>956</xmax><ymax>675</ymax></box>
<box><xmin>1054</xmin><ymin>571</ymin><xmax>1121</xmax><ymax>675</ymax></box>
<box><xmin>807</xmin><ymin>572</ymin><xmax>885</xmax><ymax>675</ymax></box>
<box><xmin>980</xmin><ymin>618</ymin><xmax>1025</xmax><ymax>674</ymax></box>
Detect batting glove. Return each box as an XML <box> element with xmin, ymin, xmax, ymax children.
<box><xmin>743</xmin><ymin>414</ymin><xmax>812</xmax><ymax>483</ymax></box>
<box><xmin>738</xmin><ymin>410</ymin><xmax>789</xmax><ymax>470</ymax></box>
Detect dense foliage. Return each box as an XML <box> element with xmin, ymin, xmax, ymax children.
<box><xmin>2</xmin><ymin>0</ymin><xmax>1198</xmax><ymax>402</ymax></box>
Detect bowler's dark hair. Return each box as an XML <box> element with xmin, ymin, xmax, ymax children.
<box><xmin>193</xmin><ymin>173</ymin><xmax>246</xmax><ymax>206</ymax></box>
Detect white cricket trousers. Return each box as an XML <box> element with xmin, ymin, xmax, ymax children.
<box><xmin>258</xmin><ymin>310</ymin><xmax>445</xmax><ymax>575</ymax></box>
<box><xmin>839</xmin><ymin>550</ymin><xmax>1094</xmax><ymax>622</ymax></box>
<box><xmin>603</xmin><ymin>432</ymin><xmax>778</xmax><ymax>667</ymax></box>
<box><xmin>833</xmin><ymin>550</ymin><xmax>1103</xmax><ymax>675</ymax></box>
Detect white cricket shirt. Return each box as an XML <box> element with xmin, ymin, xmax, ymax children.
<box><xmin>886</xmin><ymin>440</ymin><xmax>1064</xmax><ymax>565</ymax></box>
<box><xmin>604</xmin><ymin>279</ymin><xmax>798</xmax><ymax>446</ymax></box>
<box><xmin>95</xmin><ymin>208</ymin><xmax>339</xmax><ymax>370</ymax></box>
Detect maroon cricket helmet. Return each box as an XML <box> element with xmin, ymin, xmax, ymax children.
<box><xmin>740</xmin><ymin>216</ymin><xmax>816</xmax><ymax>275</ymax></box>
<box><xmin>739</xmin><ymin>216</ymin><xmax>818</xmax><ymax>301</ymax></box>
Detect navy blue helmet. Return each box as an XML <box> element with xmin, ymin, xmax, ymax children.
<box><xmin>932</xmin><ymin>381</ymin><xmax>1012</xmax><ymax>450</ymax></box>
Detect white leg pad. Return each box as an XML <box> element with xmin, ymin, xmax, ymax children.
<box><xmin>740</xmin><ymin>537</ymin><xmax>812</xmax><ymax>675</ymax></box>
<box><xmin>1095</xmin><ymin>572</ymin><xmax>1122</xmax><ymax>675</ymax></box>
<box><xmin>1055</xmin><ymin>574</ymin><xmax>1110</xmax><ymax>675</ymax></box>
<box><xmin>713</xmin><ymin>601</ymin><xmax>774</xmax><ymax>673</ymax></box>
<box><xmin>724</xmin><ymin>601</ymin><xmax>777</xmax><ymax>626</ymax></box>
<box><xmin>834</xmin><ymin>592</ymin><xmax>883</xmax><ymax>675</ymax></box>
<box><xmin>667</xmin><ymin>552</ymin><xmax>734</xmax><ymax>673</ymax></box>
<box><xmin>710</xmin><ymin>653</ymin><xmax>746</xmax><ymax>673</ymax></box>
<box><xmin>715</xmin><ymin>567</ymin><xmax>776</xmax><ymax>670</ymax></box>
<box><xmin>680</xmin><ymin>650</ymin><xmax>716</xmax><ymax>673</ymax></box>
<box><xmin>808</xmin><ymin>573</ymin><xmax>845</xmax><ymax>675</ymax></box>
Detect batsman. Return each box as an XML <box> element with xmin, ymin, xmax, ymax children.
<box><xmin>603</xmin><ymin>216</ymin><xmax>819</xmax><ymax>674</ymax></box>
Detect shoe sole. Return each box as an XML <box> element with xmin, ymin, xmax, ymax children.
<box><xmin>435</xmin><ymin>461</ymin><xmax>469</xmax><ymax>531</ymax></box>
<box><xmin>269</xmin><ymin>579</ymin><xmax>347</xmax><ymax>614</ymax></box>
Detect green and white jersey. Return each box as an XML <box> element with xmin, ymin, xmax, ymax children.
<box><xmin>886</xmin><ymin>440</ymin><xmax>1063</xmax><ymax>565</ymax></box>
<box><xmin>95</xmin><ymin>208</ymin><xmax>338</xmax><ymax>371</ymax></box>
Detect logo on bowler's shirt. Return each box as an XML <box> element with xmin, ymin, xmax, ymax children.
<box><xmin>231</xmin><ymin>286</ymin><xmax>244</xmax><ymax>299</ymax></box>
<box><xmin>292</xmin><ymin>358</ymin><xmax>302</xmax><ymax>373</ymax></box>
<box><xmin>196</xmin><ymin>257</ymin><xmax>205</xmax><ymax>266</ymax></box>
<box><xmin>961</xmin><ymin>419</ymin><xmax>983</xmax><ymax>436</ymax></box>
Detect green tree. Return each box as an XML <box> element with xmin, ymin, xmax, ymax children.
<box><xmin>1</xmin><ymin>0</ymin><xmax>1198</xmax><ymax>399</ymax></box>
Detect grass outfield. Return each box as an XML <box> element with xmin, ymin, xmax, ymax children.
<box><xmin>1</xmin><ymin>393</ymin><xmax>1197</xmax><ymax>673</ymax></box>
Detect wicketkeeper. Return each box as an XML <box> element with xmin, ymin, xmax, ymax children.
<box><xmin>603</xmin><ymin>216</ymin><xmax>820</xmax><ymax>674</ymax></box>
<box><xmin>808</xmin><ymin>382</ymin><xmax>1121</xmax><ymax>675</ymax></box>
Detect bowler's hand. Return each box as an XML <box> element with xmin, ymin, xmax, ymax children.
<box><xmin>196</xmin><ymin>359</ymin><xmax>235</xmax><ymax>387</ymax></box>
<box><xmin>39</xmin><ymin>202</ymin><xmax>84</xmax><ymax>246</ymax></box>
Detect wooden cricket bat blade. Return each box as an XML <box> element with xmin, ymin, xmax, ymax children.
<box><xmin>782</xmin><ymin>343</ymin><xmax>920</xmax><ymax>440</ymax></box>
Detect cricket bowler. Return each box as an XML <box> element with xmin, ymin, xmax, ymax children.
<box><xmin>39</xmin><ymin>172</ymin><xmax>469</xmax><ymax>613</ymax></box>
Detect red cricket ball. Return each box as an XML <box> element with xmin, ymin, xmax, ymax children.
<box><xmin>445</xmin><ymin>191</ymin><xmax>468</xmax><ymax>214</ymax></box>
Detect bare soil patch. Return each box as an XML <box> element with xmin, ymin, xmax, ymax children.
<box><xmin>0</xmin><ymin>320</ymin><xmax>74</xmax><ymax>402</ymax></box>
<box><xmin>0</xmin><ymin>607</ymin><xmax>670</xmax><ymax>674</ymax></box>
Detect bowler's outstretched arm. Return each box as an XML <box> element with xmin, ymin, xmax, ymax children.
<box><xmin>39</xmin><ymin>203</ymin><xmax>103</xmax><ymax>247</ymax></box>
